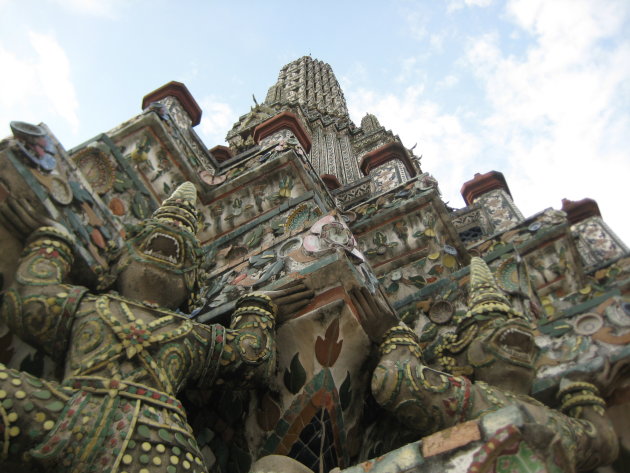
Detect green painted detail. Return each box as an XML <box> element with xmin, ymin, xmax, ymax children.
<box><xmin>207</xmin><ymin>191</ymin><xmax>314</xmax><ymax>250</ymax></box>
<box><xmin>5</xmin><ymin>150</ymin><xmax>50</xmax><ymax>202</ymax></box>
<box><xmin>158</xmin><ymin>428</ymin><xmax>172</xmax><ymax>442</ymax></box>
<box><xmin>262</xmin><ymin>369</ymin><xmax>349</xmax><ymax>465</ymax></box>
<box><xmin>175</xmin><ymin>432</ymin><xmax>187</xmax><ymax>446</ymax></box>
<box><xmin>559</xmin><ymin>289</ymin><xmax>621</xmax><ymax>320</ymax></box>
<box><xmin>419</xmin><ymin>323</ymin><xmax>438</xmax><ymax>342</ymax></box>
<box><xmin>385</xmin><ymin>282</ymin><xmax>399</xmax><ymax>294</ymax></box>
<box><xmin>408</xmin><ymin>275</ymin><xmax>427</xmax><ymax>289</ymax></box>
<box><xmin>68</xmin><ymin>181</ymin><xmax>93</xmax><ymax>203</ymax></box>
<box><xmin>245</xmin><ymin>225</ymin><xmax>264</xmax><ymax>249</ymax></box>
<box><xmin>32</xmin><ymin>390</ymin><xmax>52</xmax><ymax>400</ymax></box>
<box><xmin>339</xmin><ymin>371</ymin><xmax>352</xmax><ymax>411</ymax></box>
<box><xmin>46</xmin><ymin>400</ymin><xmax>65</xmax><ymax>412</ymax></box>
<box><xmin>137</xmin><ymin>424</ymin><xmax>151</xmax><ymax>438</ymax></box>
<box><xmin>132</xmin><ymin>192</ymin><xmax>151</xmax><ymax>219</ymax></box>
<box><xmin>99</xmin><ymin>134</ymin><xmax>153</xmax><ymax>197</ymax></box>
<box><xmin>113</xmin><ymin>171</ymin><xmax>133</xmax><ymax>193</ymax></box>
<box><xmin>24</xmin><ymin>376</ymin><xmax>44</xmax><ymax>388</ymax></box>
<box><xmin>538</xmin><ymin>319</ymin><xmax>573</xmax><ymax>337</ymax></box>
<box><xmin>283</xmin><ymin>353</ymin><xmax>306</xmax><ymax>395</ymax></box>
<box><xmin>495</xmin><ymin>441</ymin><xmax>551</xmax><ymax>473</ymax></box>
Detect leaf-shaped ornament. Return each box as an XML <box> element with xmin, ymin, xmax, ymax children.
<box><xmin>283</xmin><ymin>352</ymin><xmax>306</xmax><ymax>394</ymax></box>
<box><xmin>315</xmin><ymin>318</ymin><xmax>343</xmax><ymax>367</ymax></box>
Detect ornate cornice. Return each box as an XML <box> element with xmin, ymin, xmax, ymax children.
<box><xmin>460</xmin><ymin>171</ymin><xmax>512</xmax><ymax>205</ymax></box>
<box><xmin>142</xmin><ymin>81</ymin><xmax>202</xmax><ymax>127</ymax></box>
<box><xmin>359</xmin><ymin>142</ymin><xmax>416</xmax><ymax>178</ymax></box>
<box><xmin>253</xmin><ymin>111</ymin><xmax>312</xmax><ymax>153</ymax></box>
<box><xmin>561</xmin><ymin>197</ymin><xmax>601</xmax><ymax>224</ymax></box>
<box><xmin>320</xmin><ymin>174</ymin><xmax>342</xmax><ymax>190</ymax></box>
<box><xmin>209</xmin><ymin>145</ymin><xmax>233</xmax><ymax>163</ymax></box>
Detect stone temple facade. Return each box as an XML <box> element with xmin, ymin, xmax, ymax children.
<box><xmin>0</xmin><ymin>56</ymin><xmax>629</xmax><ymax>473</ymax></box>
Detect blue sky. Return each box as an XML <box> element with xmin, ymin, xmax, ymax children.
<box><xmin>1</xmin><ymin>0</ymin><xmax>629</xmax><ymax>245</ymax></box>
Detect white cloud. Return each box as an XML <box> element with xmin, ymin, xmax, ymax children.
<box><xmin>346</xmin><ymin>0</ymin><xmax>630</xmax><ymax>244</ymax></box>
<box><xmin>465</xmin><ymin>0</ymin><xmax>630</xmax><ymax>243</ymax></box>
<box><xmin>447</xmin><ymin>0</ymin><xmax>493</xmax><ymax>13</ymax></box>
<box><xmin>0</xmin><ymin>31</ymin><xmax>79</xmax><ymax>138</ymax></box>
<box><xmin>29</xmin><ymin>32</ymin><xmax>79</xmax><ymax>132</ymax></box>
<box><xmin>346</xmin><ymin>84</ymin><xmax>482</xmax><ymax>206</ymax></box>
<box><xmin>400</xmin><ymin>4</ymin><xmax>448</xmax><ymax>54</ymax></box>
<box><xmin>429</xmin><ymin>33</ymin><xmax>446</xmax><ymax>51</ymax></box>
<box><xmin>198</xmin><ymin>97</ymin><xmax>237</xmax><ymax>146</ymax></box>
<box><xmin>48</xmin><ymin>0</ymin><xmax>124</xmax><ymax>18</ymax></box>
<box><xmin>403</xmin><ymin>8</ymin><xmax>428</xmax><ymax>41</ymax></box>
<box><xmin>395</xmin><ymin>57</ymin><xmax>427</xmax><ymax>85</ymax></box>
<box><xmin>437</xmin><ymin>74</ymin><xmax>459</xmax><ymax>89</ymax></box>
<box><xmin>339</xmin><ymin>62</ymin><xmax>369</xmax><ymax>90</ymax></box>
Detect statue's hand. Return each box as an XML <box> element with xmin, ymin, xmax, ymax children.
<box><xmin>0</xmin><ymin>196</ymin><xmax>58</xmax><ymax>240</ymax></box>
<box><xmin>350</xmin><ymin>287</ymin><xmax>399</xmax><ymax>344</ymax></box>
<box><xmin>561</xmin><ymin>357</ymin><xmax>628</xmax><ymax>397</ymax></box>
<box><xmin>263</xmin><ymin>279</ymin><xmax>314</xmax><ymax>323</ymax></box>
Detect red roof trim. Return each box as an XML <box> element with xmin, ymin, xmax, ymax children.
<box><xmin>142</xmin><ymin>81</ymin><xmax>202</xmax><ymax>127</ymax></box>
<box><xmin>359</xmin><ymin>142</ymin><xmax>417</xmax><ymax>178</ymax></box>
<box><xmin>320</xmin><ymin>174</ymin><xmax>341</xmax><ymax>190</ymax></box>
<box><xmin>561</xmin><ymin>198</ymin><xmax>601</xmax><ymax>224</ymax></box>
<box><xmin>460</xmin><ymin>171</ymin><xmax>511</xmax><ymax>205</ymax></box>
<box><xmin>209</xmin><ymin>145</ymin><xmax>233</xmax><ymax>163</ymax></box>
<box><xmin>253</xmin><ymin>111</ymin><xmax>312</xmax><ymax>153</ymax></box>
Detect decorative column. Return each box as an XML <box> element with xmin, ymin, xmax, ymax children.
<box><xmin>359</xmin><ymin>141</ymin><xmax>417</xmax><ymax>193</ymax></box>
<box><xmin>142</xmin><ymin>80</ymin><xmax>202</xmax><ymax>128</ymax></box>
<box><xmin>141</xmin><ymin>81</ymin><xmax>212</xmax><ymax>170</ymax></box>
<box><xmin>253</xmin><ymin>110</ymin><xmax>312</xmax><ymax>154</ymax></box>
<box><xmin>209</xmin><ymin>145</ymin><xmax>234</xmax><ymax>164</ymax></box>
<box><xmin>562</xmin><ymin>197</ymin><xmax>628</xmax><ymax>267</ymax></box>
<box><xmin>460</xmin><ymin>171</ymin><xmax>524</xmax><ymax>233</ymax></box>
<box><xmin>561</xmin><ymin>198</ymin><xmax>601</xmax><ymax>225</ymax></box>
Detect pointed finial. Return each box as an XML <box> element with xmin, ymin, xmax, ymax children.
<box><xmin>466</xmin><ymin>257</ymin><xmax>522</xmax><ymax>318</ymax></box>
<box><xmin>170</xmin><ymin>181</ymin><xmax>197</xmax><ymax>203</ymax></box>
<box><xmin>152</xmin><ymin>181</ymin><xmax>199</xmax><ymax>234</ymax></box>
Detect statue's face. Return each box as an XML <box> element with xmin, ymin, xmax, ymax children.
<box><xmin>129</xmin><ymin>220</ymin><xmax>197</xmax><ymax>268</ymax></box>
<box><xmin>116</xmin><ymin>220</ymin><xmax>200</xmax><ymax>310</ymax></box>
<box><xmin>460</xmin><ymin>315</ymin><xmax>538</xmax><ymax>394</ymax></box>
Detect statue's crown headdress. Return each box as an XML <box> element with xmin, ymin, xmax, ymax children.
<box><xmin>152</xmin><ymin>182</ymin><xmax>199</xmax><ymax>234</ymax></box>
<box><xmin>466</xmin><ymin>257</ymin><xmax>522</xmax><ymax>319</ymax></box>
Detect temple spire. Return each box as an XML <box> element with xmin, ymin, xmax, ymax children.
<box><xmin>264</xmin><ymin>56</ymin><xmax>349</xmax><ymax>118</ymax></box>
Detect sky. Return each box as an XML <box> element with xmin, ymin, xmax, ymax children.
<box><xmin>1</xmin><ymin>0</ymin><xmax>629</xmax><ymax>245</ymax></box>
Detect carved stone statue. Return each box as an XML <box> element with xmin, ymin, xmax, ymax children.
<box><xmin>351</xmin><ymin>257</ymin><xmax>618</xmax><ymax>471</ymax></box>
<box><xmin>0</xmin><ymin>182</ymin><xmax>311</xmax><ymax>472</ymax></box>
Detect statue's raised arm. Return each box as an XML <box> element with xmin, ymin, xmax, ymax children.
<box><xmin>0</xmin><ymin>182</ymin><xmax>311</xmax><ymax>473</ymax></box>
<box><xmin>356</xmin><ymin>257</ymin><xmax>618</xmax><ymax>471</ymax></box>
<box><xmin>1</xmin><ymin>198</ymin><xmax>88</xmax><ymax>357</ymax></box>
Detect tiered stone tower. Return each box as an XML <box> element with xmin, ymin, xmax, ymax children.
<box><xmin>0</xmin><ymin>57</ymin><xmax>629</xmax><ymax>473</ymax></box>
<box><xmin>226</xmin><ymin>56</ymin><xmax>418</xmax><ymax>207</ymax></box>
